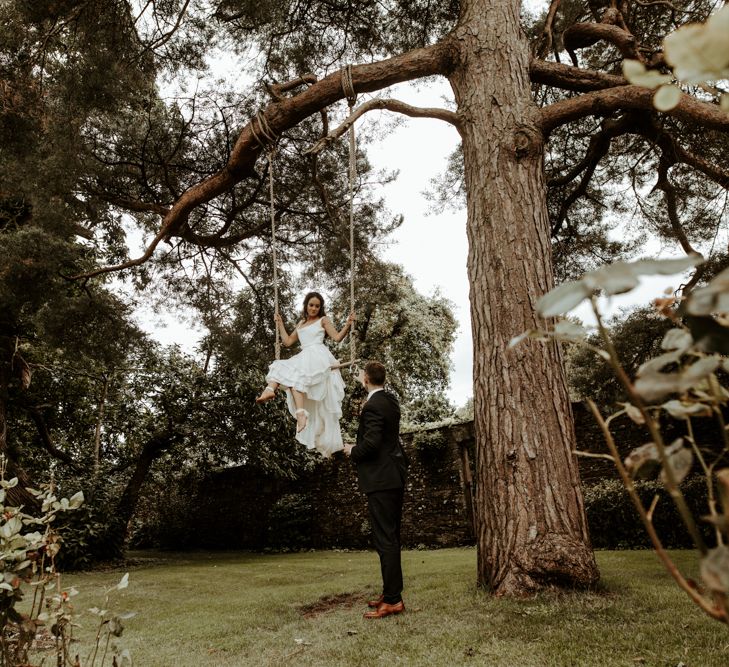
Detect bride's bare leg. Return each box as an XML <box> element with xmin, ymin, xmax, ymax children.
<box><xmin>291</xmin><ymin>388</ymin><xmax>308</xmax><ymax>432</ymax></box>
<box><xmin>255</xmin><ymin>382</ymin><xmax>279</xmax><ymax>403</ymax></box>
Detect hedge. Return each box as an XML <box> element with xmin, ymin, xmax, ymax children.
<box><xmin>583</xmin><ymin>474</ymin><xmax>716</xmax><ymax>549</ymax></box>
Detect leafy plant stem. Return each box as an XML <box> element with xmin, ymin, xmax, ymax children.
<box><xmin>587</xmin><ymin>399</ymin><xmax>726</xmax><ymax>622</ymax></box>
<box><xmin>709</xmin><ymin>375</ymin><xmax>729</xmax><ymax>464</ymax></box>
<box><xmin>100</xmin><ymin>631</ymin><xmax>111</xmax><ymax>666</ymax></box>
<box><xmin>590</xmin><ymin>298</ymin><xmax>707</xmax><ymax>554</ymax></box>
<box><xmin>686</xmin><ymin>417</ymin><xmax>723</xmax><ymax>546</ymax></box>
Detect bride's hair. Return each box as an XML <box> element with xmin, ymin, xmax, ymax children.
<box><xmin>301</xmin><ymin>291</ymin><xmax>326</xmax><ymax>320</ymax></box>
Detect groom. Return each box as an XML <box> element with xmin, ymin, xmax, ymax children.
<box><xmin>344</xmin><ymin>361</ymin><xmax>408</xmax><ymax>619</ymax></box>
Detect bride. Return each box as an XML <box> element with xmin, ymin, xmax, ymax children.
<box><xmin>255</xmin><ymin>292</ymin><xmax>355</xmax><ymax>457</ymax></box>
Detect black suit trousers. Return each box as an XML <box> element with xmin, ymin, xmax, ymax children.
<box><xmin>367</xmin><ymin>488</ymin><xmax>404</xmax><ymax>604</ymax></box>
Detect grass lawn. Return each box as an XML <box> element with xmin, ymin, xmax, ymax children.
<box><xmin>30</xmin><ymin>548</ymin><xmax>728</xmax><ymax>666</ymax></box>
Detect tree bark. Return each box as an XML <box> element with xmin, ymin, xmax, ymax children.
<box><xmin>449</xmin><ymin>0</ymin><xmax>599</xmax><ymax>595</ymax></box>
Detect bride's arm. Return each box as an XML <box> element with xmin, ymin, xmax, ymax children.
<box><xmin>275</xmin><ymin>313</ymin><xmax>299</xmax><ymax>347</ymax></box>
<box><xmin>322</xmin><ymin>312</ymin><xmax>355</xmax><ymax>343</ymax></box>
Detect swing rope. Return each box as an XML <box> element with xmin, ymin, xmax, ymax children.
<box><xmin>251</xmin><ymin>111</ymin><xmax>282</xmax><ymax>360</ymax></box>
<box><xmin>342</xmin><ymin>65</ymin><xmax>358</xmax><ymax>370</ymax></box>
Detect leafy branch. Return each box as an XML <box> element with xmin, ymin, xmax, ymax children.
<box><xmin>513</xmin><ymin>254</ymin><xmax>729</xmax><ymax>625</ymax></box>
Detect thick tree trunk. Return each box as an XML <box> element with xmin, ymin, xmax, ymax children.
<box><xmin>449</xmin><ymin>0</ymin><xmax>599</xmax><ymax>595</ymax></box>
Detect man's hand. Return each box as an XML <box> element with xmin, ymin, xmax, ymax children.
<box><xmin>343</xmin><ymin>443</ymin><xmax>355</xmax><ymax>456</ymax></box>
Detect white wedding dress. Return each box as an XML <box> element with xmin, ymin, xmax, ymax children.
<box><xmin>266</xmin><ymin>318</ymin><xmax>345</xmax><ymax>457</ymax></box>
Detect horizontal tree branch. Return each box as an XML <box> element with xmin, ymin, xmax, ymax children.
<box><xmin>563</xmin><ymin>22</ymin><xmax>642</xmax><ymax>61</ymax></box>
<box><xmin>540</xmin><ymin>85</ymin><xmax>729</xmax><ymax>136</ymax></box>
<box><xmin>179</xmin><ymin>218</ymin><xmax>272</xmax><ymax>248</ymax></box>
<box><xmin>100</xmin><ymin>194</ymin><xmax>170</xmax><ymax>217</ymax></box>
<box><xmin>529</xmin><ymin>59</ymin><xmax>627</xmax><ymax>92</ymax></box>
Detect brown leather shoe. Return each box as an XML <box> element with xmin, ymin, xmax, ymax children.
<box><xmin>367</xmin><ymin>595</ymin><xmax>384</xmax><ymax>608</ymax></box>
<box><xmin>363</xmin><ymin>600</ymin><xmax>405</xmax><ymax>619</ymax></box>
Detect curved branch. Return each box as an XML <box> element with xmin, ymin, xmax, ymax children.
<box><xmin>655</xmin><ymin>159</ymin><xmax>699</xmax><ymax>256</ymax></box>
<box><xmin>548</xmin><ymin>114</ymin><xmax>636</xmax><ymax>187</ymax></box>
<box><xmin>307</xmin><ymin>97</ymin><xmax>461</xmax><ymax>155</ymax></box>
<box><xmin>27</xmin><ymin>406</ymin><xmax>81</xmax><ymax>471</ymax></box>
<box><xmin>179</xmin><ymin>219</ymin><xmax>271</xmax><ymax>248</ymax></box>
<box><xmin>71</xmin><ymin>40</ymin><xmax>457</xmax><ymax>280</ymax></box>
<box><xmin>549</xmin><ymin>110</ymin><xmax>728</xmax><ymax>249</ymax></box>
<box><xmin>540</xmin><ymin>85</ymin><xmax>729</xmax><ymax>136</ymax></box>
<box><xmin>563</xmin><ymin>22</ymin><xmax>642</xmax><ymax>62</ymax></box>
<box><xmin>145</xmin><ymin>0</ymin><xmax>191</xmax><ymax>51</ymax></box>
<box><xmin>671</xmin><ymin>145</ymin><xmax>729</xmax><ymax>189</ymax></box>
<box><xmin>267</xmin><ymin>74</ymin><xmax>318</xmax><ymax>100</ymax></box>
<box><xmin>549</xmin><ymin>114</ymin><xmax>639</xmax><ymax>233</ymax></box>
<box><xmin>537</xmin><ymin>0</ymin><xmax>563</xmax><ymax>59</ymax></box>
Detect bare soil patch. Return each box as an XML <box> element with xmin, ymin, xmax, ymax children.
<box><xmin>298</xmin><ymin>591</ymin><xmax>371</xmax><ymax>618</ymax></box>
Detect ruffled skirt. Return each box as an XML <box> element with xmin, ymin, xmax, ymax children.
<box><xmin>266</xmin><ymin>343</ymin><xmax>345</xmax><ymax>457</ymax></box>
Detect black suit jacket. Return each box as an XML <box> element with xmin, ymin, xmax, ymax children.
<box><xmin>351</xmin><ymin>390</ymin><xmax>408</xmax><ymax>493</ymax></box>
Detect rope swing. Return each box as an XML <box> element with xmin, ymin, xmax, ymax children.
<box><xmin>255</xmin><ymin>64</ymin><xmax>361</xmax><ymax>372</ymax></box>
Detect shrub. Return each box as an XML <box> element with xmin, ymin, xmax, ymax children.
<box><xmin>265</xmin><ymin>493</ymin><xmax>313</xmax><ymax>551</ymax></box>
<box><xmin>54</xmin><ymin>480</ymin><xmax>126</xmax><ymax>570</ymax></box>
<box><xmin>584</xmin><ymin>475</ymin><xmax>714</xmax><ymax>549</ymax></box>
<box><xmin>0</xmin><ymin>459</ymin><xmax>133</xmax><ymax>665</ymax></box>
<box><xmin>128</xmin><ymin>470</ymin><xmax>199</xmax><ymax>550</ymax></box>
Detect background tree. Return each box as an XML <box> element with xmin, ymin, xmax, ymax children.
<box><xmin>4</xmin><ymin>0</ymin><xmax>729</xmax><ymax>594</ymax></box>
<box><xmin>566</xmin><ymin>306</ymin><xmax>674</xmax><ymax>408</ymax></box>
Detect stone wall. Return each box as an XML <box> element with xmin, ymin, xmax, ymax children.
<box><xmin>180</xmin><ymin>403</ymin><xmax>725</xmax><ymax>550</ymax></box>
<box><xmin>305</xmin><ymin>421</ymin><xmax>475</xmax><ymax>549</ymax></box>
<box><xmin>185</xmin><ymin>421</ymin><xmax>475</xmax><ymax>550</ymax></box>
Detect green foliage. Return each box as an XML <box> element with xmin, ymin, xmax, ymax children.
<box><xmin>402</xmin><ymin>393</ymin><xmax>455</xmax><ymax>426</ymax></box>
<box><xmin>265</xmin><ymin>493</ymin><xmax>314</xmax><ymax>551</ymax></box>
<box><xmin>216</xmin><ymin>0</ymin><xmax>459</xmax><ymax>76</ymax></box>
<box><xmin>330</xmin><ymin>261</ymin><xmax>458</xmax><ymax>431</ymax></box>
<box><xmin>0</xmin><ymin>467</ymin><xmax>75</xmax><ymax>661</ymax></box>
<box><xmin>127</xmin><ymin>469</ymin><xmax>200</xmax><ymax>550</ymax></box>
<box><xmin>0</xmin><ymin>483</ymin><xmax>79</xmax><ymax>664</ymax></box>
<box><xmin>53</xmin><ymin>477</ymin><xmax>128</xmax><ymax>571</ymax></box>
<box><xmin>411</xmin><ymin>430</ymin><xmax>449</xmax><ymax>457</ymax></box>
<box><xmin>455</xmin><ymin>396</ymin><xmax>473</xmax><ymax>421</ymax></box>
<box><xmin>0</xmin><ymin>459</ymin><xmax>134</xmax><ymax>665</ymax></box>
<box><xmin>566</xmin><ymin>306</ymin><xmax>673</xmax><ymax>407</ymax></box>
<box><xmin>584</xmin><ymin>476</ymin><xmax>714</xmax><ymax>549</ymax></box>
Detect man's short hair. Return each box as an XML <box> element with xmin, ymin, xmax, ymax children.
<box><xmin>364</xmin><ymin>361</ymin><xmax>386</xmax><ymax>386</ymax></box>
